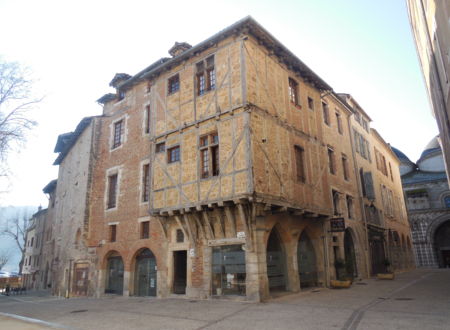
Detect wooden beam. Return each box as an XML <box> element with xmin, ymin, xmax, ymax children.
<box><xmin>183</xmin><ymin>214</ymin><xmax>196</xmax><ymax>243</ymax></box>
<box><xmin>191</xmin><ymin>213</ymin><xmax>205</xmax><ymax>240</ymax></box>
<box><xmin>213</xmin><ymin>208</ymin><xmax>225</xmax><ymax>238</ymax></box>
<box><xmin>154</xmin><ymin>217</ymin><xmax>167</xmax><ymax>240</ymax></box>
<box><xmin>202</xmin><ymin>211</ymin><xmax>215</xmax><ymax>240</ymax></box>
<box><xmin>224</xmin><ymin>206</ymin><xmax>237</xmax><ymax>238</ymax></box>
<box><xmin>175</xmin><ymin>215</ymin><xmax>189</xmax><ymax>242</ymax></box>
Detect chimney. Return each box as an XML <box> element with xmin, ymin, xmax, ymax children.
<box><xmin>168</xmin><ymin>42</ymin><xmax>192</xmax><ymax>57</ymax></box>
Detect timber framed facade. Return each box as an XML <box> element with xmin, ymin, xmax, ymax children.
<box><xmin>31</xmin><ymin>17</ymin><xmax>414</xmax><ymax>301</ymax></box>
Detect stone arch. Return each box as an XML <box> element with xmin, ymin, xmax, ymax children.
<box><xmin>104</xmin><ymin>250</ymin><xmax>124</xmax><ymax>295</ymax></box>
<box><xmin>432</xmin><ymin>220</ymin><xmax>450</xmax><ymax>267</ymax></box>
<box><xmin>297</xmin><ymin>229</ymin><xmax>318</xmax><ymax>288</ymax></box>
<box><xmin>266</xmin><ymin>225</ymin><xmax>288</xmax><ymax>292</ymax></box>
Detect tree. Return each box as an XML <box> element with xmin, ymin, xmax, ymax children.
<box><xmin>1</xmin><ymin>211</ymin><xmax>31</xmax><ymax>274</ymax></box>
<box><xmin>0</xmin><ymin>57</ymin><xmax>39</xmax><ymax>177</ymax></box>
<box><xmin>0</xmin><ymin>248</ymin><xmax>12</xmax><ymax>271</ymax></box>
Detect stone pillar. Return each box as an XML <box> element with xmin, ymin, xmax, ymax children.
<box><xmin>123</xmin><ymin>270</ymin><xmax>130</xmax><ymax>296</ymax></box>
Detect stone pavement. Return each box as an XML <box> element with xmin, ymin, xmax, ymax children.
<box><xmin>0</xmin><ymin>269</ymin><xmax>449</xmax><ymax>330</ymax></box>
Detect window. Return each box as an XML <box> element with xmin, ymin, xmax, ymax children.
<box><xmin>346</xmin><ymin>195</ymin><xmax>354</xmax><ymax>219</ymax></box>
<box><xmin>118</xmin><ymin>90</ymin><xmax>125</xmax><ymax>101</ymax></box>
<box><xmin>307</xmin><ymin>97</ymin><xmax>314</xmax><ymax>110</ymax></box>
<box><xmin>112</xmin><ymin>120</ymin><xmax>123</xmax><ymax>149</ymax></box>
<box><xmin>155</xmin><ymin>142</ymin><xmax>165</xmax><ymax>153</ymax></box>
<box><xmin>389</xmin><ymin>162</ymin><xmax>393</xmax><ymax>181</ymax></box>
<box><xmin>328</xmin><ymin>146</ymin><xmax>335</xmax><ymax>174</ymax></box>
<box><xmin>199</xmin><ymin>133</ymin><xmax>219</xmax><ymax>178</ymax></box>
<box><xmin>142</xmin><ymin>164</ymin><xmax>150</xmax><ymax>202</ymax></box>
<box><xmin>322</xmin><ymin>102</ymin><xmax>330</xmax><ymax>125</ymax></box>
<box><xmin>353</xmin><ymin>129</ymin><xmax>371</xmax><ymax>162</ymax></box>
<box><xmin>110</xmin><ymin>224</ymin><xmax>117</xmax><ymax>242</ymax></box>
<box><xmin>167</xmin><ymin>146</ymin><xmax>180</xmax><ymax>163</ymax></box>
<box><xmin>146</xmin><ymin>81</ymin><xmax>152</xmax><ymax>93</ymax></box>
<box><xmin>31</xmin><ymin>237</ymin><xmax>34</xmax><ymax>247</ymax></box>
<box><xmin>107</xmin><ymin>174</ymin><xmax>118</xmax><ymax>209</ymax></box>
<box><xmin>168</xmin><ymin>74</ymin><xmax>180</xmax><ymax>94</ymax></box>
<box><xmin>196</xmin><ymin>55</ymin><xmax>215</xmax><ymax>95</ymax></box>
<box><xmin>212</xmin><ymin>245</ymin><xmax>246</xmax><ymax>296</ymax></box>
<box><xmin>144</xmin><ymin>105</ymin><xmax>151</xmax><ymax>134</ymax></box>
<box><xmin>336</xmin><ymin>112</ymin><xmax>343</xmax><ymax>134</ymax></box>
<box><xmin>141</xmin><ymin>221</ymin><xmax>150</xmax><ymax>239</ymax></box>
<box><xmin>361</xmin><ymin>119</ymin><xmax>369</xmax><ymax>132</ymax></box>
<box><xmin>332</xmin><ymin>190</ymin><xmax>340</xmax><ymax>215</ymax></box>
<box><xmin>342</xmin><ymin>154</ymin><xmax>349</xmax><ymax>180</ymax></box>
<box><xmin>374</xmin><ymin>148</ymin><xmax>388</xmax><ymax>176</ymax></box>
<box><xmin>176</xmin><ymin>229</ymin><xmax>184</xmax><ymax>243</ymax></box>
<box><xmin>288</xmin><ymin>78</ymin><xmax>299</xmax><ymax>105</ymax></box>
<box><xmin>444</xmin><ymin>196</ymin><xmax>450</xmax><ymax>208</ymax></box>
<box><xmin>294</xmin><ymin>145</ymin><xmax>306</xmax><ymax>183</ymax></box>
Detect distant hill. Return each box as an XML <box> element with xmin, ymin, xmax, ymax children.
<box><xmin>0</xmin><ymin>206</ymin><xmax>39</xmax><ymax>272</ymax></box>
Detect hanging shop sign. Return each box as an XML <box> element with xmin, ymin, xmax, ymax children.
<box><xmin>330</xmin><ymin>217</ymin><xmax>345</xmax><ymax>232</ymax></box>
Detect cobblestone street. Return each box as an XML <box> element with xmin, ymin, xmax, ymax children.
<box><xmin>1</xmin><ymin>269</ymin><xmax>449</xmax><ymax>330</ymax></box>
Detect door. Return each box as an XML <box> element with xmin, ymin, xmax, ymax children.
<box><xmin>297</xmin><ymin>232</ymin><xmax>318</xmax><ymax>288</ymax></box>
<box><xmin>266</xmin><ymin>229</ymin><xmax>286</xmax><ymax>291</ymax></box>
<box><xmin>72</xmin><ymin>265</ymin><xmax>89</xmax><ymax>296</ymax></box>
<box><xmin>135</xmin><ymin>249</ymin><xmax>157</xmax><ymax>296</ymax></box>
<box><xmin>173</xmin><ymin>251</ymin><xmax>187</xmax><ymax>294</ymax></box>
<box><xmin>105</xmin><ymin>256</ymin><xmax>124</xmax><ymax>294</ymax></box>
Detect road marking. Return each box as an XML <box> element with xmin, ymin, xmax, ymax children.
<box><xmin>341</xmin><ymin>273</ymin><xmax>433</xmax><ymax>330</ymax></box>
<box><xmin>0</xmin><ymin>312</ymin><xmax>73</xmax><ymax>329</ymax></box>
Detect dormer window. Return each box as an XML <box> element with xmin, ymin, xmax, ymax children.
<box><xmin>118</xmin><ymin>90</ymin><xmax>125</xmax><ymax>101</ymax></box>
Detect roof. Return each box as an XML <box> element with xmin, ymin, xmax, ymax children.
<box><xmin>53</xmin><ymin>117</ymin><xmax>95</xmax><ymax>165</ymax></box>
<box><xmin>97</xmin><ymin>93</ymin><xmax>116</xmax><ymax>105</ymax></box>
<box><xmin>391</xmin><ymin>146</ymin><xmax>414</xmax><ymax>164</ymax></box>
<box><xmin>54</xmin><ymin>132</ymin><xmax>74</xmax><ymax>153</ymax></box>
<box><xmin>42</xmin><ymin>179</ymin><xmax>57</xmax><ymax>194</ymax></box>
<box><xmin>103</xmin><ymin>16</ymin><xmax>332</xmax><ymax>100</ymax></box>
<box><xmin>337</xmin><ymin>93</ymin><xmax>372</xmax><ymax>121</ymax></box>
<box><xmin>401</xmin><ymin>170</ymin><xmax>447</xmax><ymax>185</ymax></box>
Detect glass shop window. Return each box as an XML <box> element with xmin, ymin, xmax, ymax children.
<box><xmin>212</xmin><ymin>245</ymin><xmax>246</xmax><ymax>296</ymax></box>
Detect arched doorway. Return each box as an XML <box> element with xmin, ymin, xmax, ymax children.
<box><xmin>134</xmin><ymin>248</ymin><xmax>157</xmax><ymax>296</ymax></box>
<box><xmin>105</xmin><ymin>252</ymin><xmax>124</xmax><ymax>294</ymax></box>
<box><xmin>344</xmin><ymin>229</ymin><xmax>357</xmax><ymax>279</ymax></box>
<box><xmin>297</xmin><ymin>231</ymin><xmax>318</xmax><ymax>288</ymax></box>
<box><xmin>266</xmin><ymin>228</ymin><xmax>287</xmax><ymax>292</ymax></box>
<box><xmin>434</xmin><ymin>220</ymin><xmax>450</xmax><ymax>268</ymax></box>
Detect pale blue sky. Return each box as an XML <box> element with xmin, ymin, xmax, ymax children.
<box><xmin>0</xmin><ymin>0</ymin><xmax>437</xmax><ymax>207</ymax></box>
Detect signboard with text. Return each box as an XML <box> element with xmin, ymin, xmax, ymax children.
<box><xmin>330</xmin><ymin>217</ymin><xmax>345</xmax><ymax>232</ymax></box>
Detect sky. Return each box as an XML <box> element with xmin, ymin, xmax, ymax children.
<box><xmin>0</xmin><ymin>0</ymin><xmax>438</xmax><ymax>208</ymax></box>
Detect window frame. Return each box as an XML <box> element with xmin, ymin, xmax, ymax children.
<box><xmin>155</xmin><ymin>142</ymin><xmax>165</xmax><ymax>153</ymax></box>
<box><xmin>294</xmin><ymin>145</ymin><xmax>306</xmax><ymax>183</ymax></box>
<box><xmin>199</xmin><ymin>132</ymin><xmax>219</xmax><ymax>179</ymax></box>
<box><xmin>112</xmin><ymin>119</ymin><xmax>124</xmax><ymax>149</ymax></box>
<box><xmin>167</xmin><ymin>145</ymin><xmax>181</xmax><ymax>163</ymax></box>
<box><xmin>336</xmin><ymin>111</ymin><xmax>343</xmax><ymax>134</ymax></box>
<box><xmin>140</xmin><ymin>221</ymin><xmax>150</xmax><ymax>239</ymax></box>
<box><xmin>110</xmin><ymin>224</ymin><xmax>117</xmax><ymax>242</ymax></box>
<box><xmin>342</xmin><ymin>153</ymin><xmax>349</xmax><ymax>181</ymax></box>
<box><xmin>196</xmin><ymin>55</ymin><xmax>216</xmax><ymax>96</ymax></box>
<box><xmin>144</xmin><ymin>105</ymin><xmax>151</xmax><ymax>135</ymax></box>
<box><xmin>307</xmin><ymin>97</ymin><xmax>314</xmax><ymax>110</ymax></box>
<box><xmin>107</xmin><ymin>173</ymin><xmax>118</xmax><ymax>209</ymax></box>
<box><xmin>288</xmin><ymin>77</ymin><xmax>299</xmax><ymax>106</ymax></box>
<box><xmin>328</xmin><ymin>146</ymin><xmax>336</xmax><ymax>175</ymax></box>
<box><xmin>322</xmin><ymin>102</ymin><xmax>330</xmax><ymax>125</ymax></box>
<box><xmin>168</xmin><ymin>74</ymin><xmax>180</xmax><ymax>95</ymax></box>
<box><xmin>141</xmin><ymin>163</ymin><xmax>150</xmax><ymax>203</ymax></box>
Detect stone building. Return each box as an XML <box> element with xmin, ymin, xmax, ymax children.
<box><xmin>22</xmin><ymin>207</ymin><xmax>47</xmax><ymax>290</ymax></box>
<box><xmin>406</xmin><ymin>0</ymin><xmax>450</xmax><ymax>181</ymax></box>
<box><xmin>394</xmin><ymin>136</ymin><xmax>450</xmax><ymax>268</ymax></box>
<box><xmin>49</xmin><ymin>117</ymin><xmax>100</xmax><ymax>297</ymax></box>
<box><xmin>89</xmin><ymin>17</ymin><xmax>412</xmax><ymax>301</ymax></box>
<box><xmin>30</xmin><ymin>17</ymin><xmax>414</xmax><ymax>300</ymax></box>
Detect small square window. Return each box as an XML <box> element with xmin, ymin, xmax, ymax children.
<box><xmin>155</xmin><ymin>142</ymin><xmax>165</xmax><ymax>153</ymax></box>
<box><xmin>168</xmin><ymin>146</ymin><xmax>180</xmax><ymax>163</ymax></box>
<box><xmin>168</xmin><ymin>74</ymin><xmax>180</xmax><ymax>94</ymax></box>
